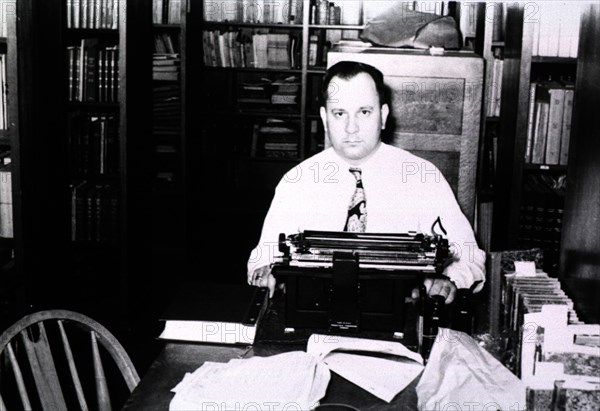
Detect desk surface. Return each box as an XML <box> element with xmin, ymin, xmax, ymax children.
<box><xmin>122</xmin><ymin>342</ymin><xmax>420</xmax><ymax>410</ymax></box>
<box><xmin>123</xmin><ymin>294</ymin><xmax>421</xmax><ymax>410</ymax></box>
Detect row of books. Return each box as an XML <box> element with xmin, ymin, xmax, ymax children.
<box><xmin>518</xmin><ymin>174</ymin><xmax>566</xmax><ymax>263</ymax></box>
<box><xmin>70</xmin><ymin>181</ymin><xmax>119</xmax><ymax>243</ymax></box>
<box><xmin>486</xmin><ymin>56</ymin><xmax>503</xmax><ymax>118</ymax></box>
<box><xmin>203</xmin><ymin>30</ymin><xmax>301</xmax><ymax>69</ymax></box>
<box><xmin>201</xmin><ymin>1</ymin><xmax>455</xmax><ymax>26</ymax></box>
<box><xmin>67</xmin><ymin>40</ymin><xmax>120</xmax><ymax>103</ymax></box>
<box><xmin>525</xmin><ymin>80</ymin><xmax>575</xmax><ymax>166</ymax></box>
<box><xmin>0</xmin><ymin>160</ymin><xmax>12</xmax><ymax>238</ymax></box>
<box><xmin>531</xmin><ymin>1</ymin><xmax>583</xmax><ymax>58</ymax></box>
<box><xmin>460</xmin><ymin>1</ymin><xmax>504</xmax><ymax>47</ymax></box>
<box><xmin>507</xmin><ymin>269</ymin><xmax>572</xmax><ymax>334</ymax></box>
<box><xmin>154</xmin><ymin>32</ymin><xmax>179</xmax><ymax>55</ymax></box>
<box><xmin>238</xmin><ymin>75</ymin><xmax>300</xmax><ymax>107</ymax></box>
<box><xmin>153</xmin><ymin>84</ymin><xmax>181</xmax><ymax>184</ymax></box>
<box><xmin>203</xmin><ymin>0</ymin><xmax>304</xmax><ymax>24</ymax></box>
<box><xmin>0</xmin><ymin>54</ymin><xmax>7</xmax><ymax>130</ymax></box>
<box><xmin>251</xmin><ymin>118</ymin><xmax>299</xmax><ymax>159</ymax></box>
<box><xmin>68</xmin><ymin>112</ymin><xmax>119</xmax><ymax>176</ymax></box>
<box><xmin>152</xmin><ymin>0</ymin><xmax>182</xmax><ymax>25</ymax></box>
<box><xmin>518</xmin><ymin>208</ymin><xmax>563</xmax><ymax>257</ymax></box>
<box><xmin>500</xmin><ymin>269</ymin><xmax>600</xmax><ymax>409</ymax></box>
<box><xmin>65</xmin><ymin>0</ymin><xmax>119</xmax><ymax>29</ymax></box>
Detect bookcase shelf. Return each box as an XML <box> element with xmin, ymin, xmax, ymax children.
<box><xmin>308</xmin><ymin>24</ymin><xmax>363</xmax><ymax>30</ymax></box>
<box><xmin>67</xmin><ymin>102</ymin><xmax>120</xmax><ymax>109</ymax></box>
<box><xmin>203</xmin><ymin>22</ymin><xmax>304</xmax><ymax>30</ymax></box>
<box><xmin>204</xmin><ymin>66</ymin><xmax>303</xmax><ymax>74</ymax></box>
<box><xmin>154</xmin><ymin>24</ymin><xmax>181</xmax><ymax>30</ymax></box>
<box><xmin>491</xmin><ymin>3</ymin><xmax>587</xmax><ymax>276</ymax></box>
<box><xmin>531</xmin><ymin>56</ymin><xmax>577</xmax><ymax>64</ymax></box>
<box><xmin>523</xmin><ymin>164</ymin><xmax>568</xmax><ymax>172</ymax></box>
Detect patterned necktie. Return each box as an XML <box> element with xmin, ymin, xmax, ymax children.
<box><xmin>344</xmin><ymin>167</ymin><xmax>367</xmax><ymax>232</ymax></box>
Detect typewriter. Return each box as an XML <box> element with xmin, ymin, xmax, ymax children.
<box><xmin>272</xmin><ymin>230</ymin><xmax>450</xmax><ymax>334</ymax></box>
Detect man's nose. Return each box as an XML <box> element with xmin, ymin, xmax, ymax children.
<box><xmin>345</xmin><ymin>115</ymin><xmax>359</xmax><ymax>134</ymax></box>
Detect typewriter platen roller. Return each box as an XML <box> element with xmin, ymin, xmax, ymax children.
<box><xmin>273</xmin><ymin>230</ymin><xmax>450</xmax><ymax>334</ymax></box>
<box><xmin>278</xmin><ymin>230</ymin><xmax>449</xmax><ymax>273</ymax></box>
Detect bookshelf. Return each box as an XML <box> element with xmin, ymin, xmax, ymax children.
<box><xmin>491</xmin><ymin>2</ymin><xmax>584</xmax><ymax>275</ymax></box>
<box><xmin>8</xmin><ymin>0</ymin><xmax>154</xmax><ymax>335</ymax></box>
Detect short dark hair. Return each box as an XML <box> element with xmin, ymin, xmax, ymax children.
<box><xmin>320</xmin><ymin>61</ymin><xmax>387</xmax><ymax>107</ymax></box>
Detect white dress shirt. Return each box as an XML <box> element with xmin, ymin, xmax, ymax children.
<box><xmin>247</xmin><ymin>143</ymin><xmax>485</xmax><ymax>291</ymax></box>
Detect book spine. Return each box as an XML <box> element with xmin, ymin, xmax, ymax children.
<box><xmin>78</xmin><ymin>41</ymin><xmax>85</xmax><ymax>101</ymax></box>
<box><xmin>531</xmin><ymin>101</ymin><xmax>549</xmax><ymax>164</ymax></box>
<box><xmin>524</xmin><ymin>82</ymin><xmax>537</xmax><ymax>163</ymax></box>
<box><xmin>559</xmin><ymin>89</ymin><xmax>574</xmax><ymax>165</ymax></box>
<box><xmin>85</xmin><ymin>41</ymin><xmax>98</xmax><ymax>102</ymax></box>
<box><xmin>544</xmin><ymin>88</ymin><xmax>565</xmax><ymax>165</ymax></box>
<box><xmin>0</xmin><ymin>165</ymin><xmax>12</xmax><ymax>238</ymax></box>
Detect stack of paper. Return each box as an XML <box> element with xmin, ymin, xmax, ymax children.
<box><xmin>169</xmin><ymin>351</ymin><xmax>330</xmax><ymax>411</ymax></box>
<box><xmin>170</xmin><ymin>334</ymin><xmax>425</xmax><ymax>409</ymax></box>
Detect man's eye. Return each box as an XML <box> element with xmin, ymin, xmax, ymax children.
<box><xmin>333</xmin><ymin>111</ymin><xmax>345</xmax><ymax>117</ymax></box>
<box><xmin>360</xmin><ymin>110</ymin><xmax>371</xmax><ymax>116</ymax></box>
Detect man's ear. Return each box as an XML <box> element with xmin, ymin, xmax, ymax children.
<box><xmin>319</xmin><ymin>106</ymin><xmax>327</xmax><ymax>128</ymax></box>
<box><xmin>319</xmin><ymin>106</ymin><xmax>331</xmax><ymax>147</ymax></box>
<box><xmin>381</xmin><ymin>103</ymin><xmax>390</xmax><ymax>130</ymax></box>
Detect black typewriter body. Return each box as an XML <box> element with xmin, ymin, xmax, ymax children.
<box><xmin>272</xmin><ymin>230</ymin><xmax>450</xmax><ymax>334</ymax></box>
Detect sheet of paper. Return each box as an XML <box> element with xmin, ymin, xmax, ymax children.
<box><xmin>159</xmin><ymin>320</ymin><xmax>256</xmax><ymax>344</ymax></box>
<box><xmin>169</xmin><ymin>351</ymin><xmax>330</xmax><ymax>411</ymax></box>
<box><xmin>307</xmin><ymin>334</ymin><xmax>423</xmax><ymax>364</ymax></box>
<box><xmin>306</xmin><ymin>334</ymin><xmax>424</xmax><ymax>402</ymax></box>
<box><xmin>514</xmin><ymin>261</ymin><xmax>537</xmax><ymax>277</ymax></box>
<box><xmin>323</xmin><ymin>352</ymin><xmax>423</xmax><ymax>402</ymax></box>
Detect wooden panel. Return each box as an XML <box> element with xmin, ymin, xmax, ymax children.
<box><xmin>387</xmin><ymin>76</ymin><xmax>465</xmax><ymax>135</ymax></box>
<box><xmin>326</xmin><ymin>49</ymin><xmax>484</xmax><ymax>224</ymax></box>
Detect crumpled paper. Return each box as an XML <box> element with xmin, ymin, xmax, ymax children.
<box><xmin>360</xmin><ymin>3</ymin><xmax>460</xmax><ymax>49</ymax></box>
<box><xmin>416</xmin><ymin>328</ymin><xmax>526</xmax><ymax>411</ymax></box>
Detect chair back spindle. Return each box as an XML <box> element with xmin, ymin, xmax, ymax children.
<box><xmin>58</xmin><ymin>320</ymin><xmax>89</xmax><ymax>411</ymax></box>
<box><xmin>0</xmin><ymin>310</ymin><xmax>140</xmax><ymax>410</ymax></box>
<box><xmin>92</xmin><ymin>331</ymin><xmax>112</xmax><ymax>411</ymax></box>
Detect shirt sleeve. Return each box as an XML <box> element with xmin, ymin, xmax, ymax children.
<box><xmin>247</xmin><ymin>177</ymin><xmax>296</xmax><ymax>278</ymax></box>
<box><xmin>422</xmin><ymin>170</ymin><xmax>486</xmax><ymax>293</ymax></box>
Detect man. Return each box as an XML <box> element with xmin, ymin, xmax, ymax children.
<box><xmin>247</xmin><ymin>61</ymin><xmax>485</xmax><ymax>302</ymax></box>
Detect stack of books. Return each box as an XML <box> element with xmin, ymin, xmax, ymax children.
<box><xmin>251</xmin><ymin>118</ymin><xmax>299</xmax><ymax>159</ymax></box>
<box><xmin>153</xmin><ymin>33</ymin><xmax>180</xmax><ymax>81</ymax></box>
<box><xmin>270</xmin><ymin>77</ymin><xmax>300</xmax><ymax>106</ymax></box>
<box><xmin>497</xmin><ymin>264</ymin><xmax>600</xmax><ymax>409</ymax></box>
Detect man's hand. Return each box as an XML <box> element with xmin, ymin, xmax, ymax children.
<box><xmin>411</xmin><ymin>277</ymin><xmax>457</xmax><ymax>304</ymax></box>
<box><xmin>248</xmin><ymin>265</ymin><xmax>277</xmax><ymax>298</ymax></box>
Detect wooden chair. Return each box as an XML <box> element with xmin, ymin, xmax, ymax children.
<box><xmin>0</xmin><ymin>309</ymin><xmax>140</xmax><ymax>410</ymax></box>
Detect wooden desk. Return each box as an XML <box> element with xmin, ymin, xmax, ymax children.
<box><xmin>123</xmin><ymin>294</ymin><xmax>421</xmax><ymax>410</ymax></box>
<box><xmin>122</xmin><ymin>342</ymin><xmax>420</xmax><ymax>410</ymax></box>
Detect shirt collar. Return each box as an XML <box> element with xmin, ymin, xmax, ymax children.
<box><xmin>329</xmin><ymin>142</ymin><xmax>388</xmax><ymax>172</ymax></box>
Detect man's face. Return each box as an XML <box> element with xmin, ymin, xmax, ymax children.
<box><xmin>320</xmin><ymin>72</ymin><xmax>389</xmax><ymax>165</ymax></box>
